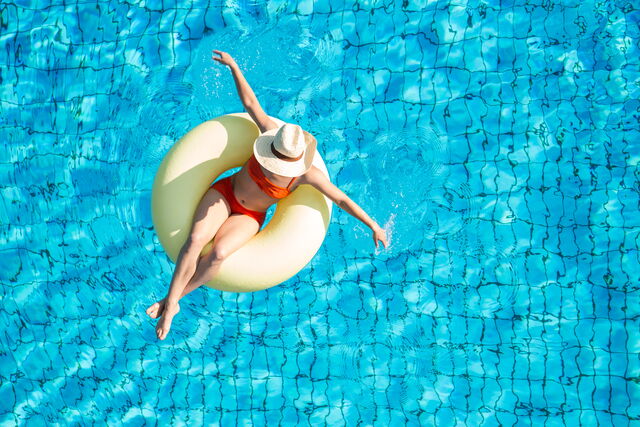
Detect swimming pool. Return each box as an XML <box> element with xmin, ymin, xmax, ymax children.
<box><xmin>1</xmin><ymin>0</ymin><xmax>638</xmax><ymax>425</ymax></box>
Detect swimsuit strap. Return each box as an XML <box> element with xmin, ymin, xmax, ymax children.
<box><xmin>286</xmin><ymin>176</ymin><xmax>296</xmax><ymax>190</ymax></box>
<box><xmin>247</xmin><ymin>154</ymin><xmax>292</xmax><ymax>198</ymax></box>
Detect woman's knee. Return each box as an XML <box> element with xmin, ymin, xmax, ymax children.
<box><xmin>207</xmin><ymin>245</ymin><xmax>229</xmax><ymax>265</ymax></box>
<box><xmin>185</xmin><ymin>231</ymin><xmax>211</xmax><ymax>251</ymax></box>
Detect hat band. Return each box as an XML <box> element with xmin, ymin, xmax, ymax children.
<box><xmin>271</xmin><ymin>142</ymin><xmax>304</xmax><ymax>162</ymax></box>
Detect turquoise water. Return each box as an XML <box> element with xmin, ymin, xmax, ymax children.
<box><xmin>1</xmin><ymin>0</ymin><xmax>639</xmax><ymax>425</ymax></box>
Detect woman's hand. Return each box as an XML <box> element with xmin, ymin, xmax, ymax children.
<box><xmin>372</xmin><ymin>225</ymin><xmax>388</xmax><ymax>249</ymax></box>
<box><xmin>212</xmin><ymin>50</ymin><xmax>236</xmax><ymax>67</ymax></box>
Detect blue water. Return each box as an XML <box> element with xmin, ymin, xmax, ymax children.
<box><xmin>1</xmin><ymin>0</ymin><xmax>639</xmax><ymax>425</ymax></box>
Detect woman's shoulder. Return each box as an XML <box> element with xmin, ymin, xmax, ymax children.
<box><xmin>293</xmin><ymin>165</ymin><xmax>324</xmax><ymax>187</ymax></box>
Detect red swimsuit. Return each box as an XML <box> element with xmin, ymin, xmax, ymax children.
<box><xmin>210</xmin><ymin>154</ymin><xmax>297</xmax><ymax>227</ymax></box>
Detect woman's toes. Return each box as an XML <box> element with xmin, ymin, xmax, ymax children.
<box><xmin>146</xmin><ymin>299</ymin><xmax>167</xmax><ymax>319</ymax></box>
<box><xmin>157</xmin><ymin>324</ymin><xmax>169</xmax><ymax>340</ymax></box>
<box><xmin>147</xmin><ymin>302</ymin><xmax>162</xmax><ymax>319</ymax></box>
<box><xmin>156</xmin><ymin>321</ymin><xmax>168</xmax><ymax>340</ymax></box>
<box><xmin>155</xmin><ymin>302</ymin><xmax>180</xmax><ymax>340</ymax></box>
<box><xmin>146</xmin><ymin>302</ymin><xmax>159</xmax><ymax>317</ymax></box>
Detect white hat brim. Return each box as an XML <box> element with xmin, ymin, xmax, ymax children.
<box><xmin>253</xmin><ymin>128</ymin><xmax>317</xmax><ymax>177</ymax></box>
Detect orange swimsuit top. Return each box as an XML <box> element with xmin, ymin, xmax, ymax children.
<box><xmin>246</xmin><ymin>154</ymin><xmax>296</xmax><ymax>199</ymax></box>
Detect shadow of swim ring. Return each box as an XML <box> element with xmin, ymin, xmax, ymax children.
<box><xmin>151</xmin><ymin>113</ymin><xmax>333</xmax><ymax>292</ymax></box>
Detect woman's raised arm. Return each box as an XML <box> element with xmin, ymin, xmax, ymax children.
<box><xmin>212</xmin><ymin>50</ymin><xmax>277</xmax><ymax>133</ymax></box>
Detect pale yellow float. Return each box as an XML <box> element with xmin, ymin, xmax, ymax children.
<box><xmin>151</xmin><ymin>113</ymin><xmax>333</xmax><ymax>292</ymax></box>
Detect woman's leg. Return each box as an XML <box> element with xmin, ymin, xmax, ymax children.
<box><xmin>146</xmin><ymin>187</ymin><xmax>230</xmax><ymax>324</ymax></box>
<box><xmin>154</xmin><ymin>214</ymin><xmax>259</xmax><ymax>340</ymax></box>
<box><xmin>178</xmin><ymin>214</ymin><xmax>261</xmax><ymax>299</ymax></box>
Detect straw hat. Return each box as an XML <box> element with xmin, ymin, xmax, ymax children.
<box><xmin>253</xmin><ymin>123</ymin><xmax>317</xmax><ymax>177</ymax></box>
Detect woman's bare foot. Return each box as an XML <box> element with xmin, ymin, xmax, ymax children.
<box><xmin>155</xmin><ymin>300</ymin><xmax>180</xmax><ymax>340</ymax></box>
<box><xmin>146</xmin><ymin>297</ymin><xmax>167</xmax><ymax>319</ymax></box>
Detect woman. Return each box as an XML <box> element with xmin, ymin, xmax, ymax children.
<box><xmin>146</xmin><ymin>50</ymin><xmax>388</xmax><ymax>340</ymax></box>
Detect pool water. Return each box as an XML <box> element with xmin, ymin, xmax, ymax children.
<box><xmin>1</xmin><ymin>0</ymin><xmax>639</xmax><ymax>425</ymax></box>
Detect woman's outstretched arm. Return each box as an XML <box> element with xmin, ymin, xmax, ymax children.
<box><xmin>212</xmin><ymin>49</ymin><xmax>277</xmax><ymax>133</ymax></box>
<box><xmin>303</xmin><ymin>166</ymin><xmax>388</xmax><ymax>249</ymax></box>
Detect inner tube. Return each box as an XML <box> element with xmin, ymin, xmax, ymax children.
<box><xmin>151</xmin><ymin>113</ymin><xmax>333</xmax><ymax>292</ymax></box>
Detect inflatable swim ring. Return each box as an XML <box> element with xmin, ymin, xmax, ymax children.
<box><xmin>151</xmin><ymin>113</ymin><xmax>333</xmax><ymax>292</ymax></box>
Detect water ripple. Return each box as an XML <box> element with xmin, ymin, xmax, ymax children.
<box><xmin>363</xmin><ymin>125</ymin><xmax>450</xmax><ymax>252</ymax></box>
<box><xmin>423</xmin><ymin>177</ymin><xmax>478</xmax><ymax>239</ymax></box>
